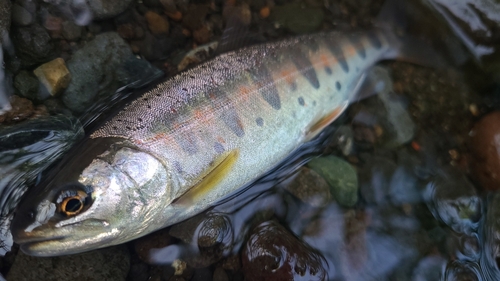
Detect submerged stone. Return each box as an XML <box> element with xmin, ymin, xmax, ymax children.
<box><xmin>307</xmin><ymin>156</ymin><xmax>358</xmax><ymax>207</ymax></box>
<box><xmin>284</xmin><ymin>167</ymin><xmax>332</xmax><ymax>207</ymax></box>
<box><xmin>242</xmin><ymin>220</ymin><xmax>327</xmax><ymax>281</ymax></box>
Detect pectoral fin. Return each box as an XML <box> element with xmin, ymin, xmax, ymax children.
<box><xmin>305</xmin><ymin>101</ymin><xmax>349</xmax><ymax>141</ymax></box>
<box><xmin>173</xmin><ymin>150</ymin><xmax>239</xmax><ymax>205</ymax></box>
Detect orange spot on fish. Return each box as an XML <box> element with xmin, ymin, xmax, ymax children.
<box><xmin>217</xmin><ymin>136</ymin><xmax>226</xmax><ymax>144</ymax></box>
<box><xmin>277</xmin><ymin>67</ymin><xmax>297</xmax><ymax>86</ymax></box>
<box><xmin>319</xmin><ymin>54</ymin><xmax>330</xmax><ymax>67</ymax></box>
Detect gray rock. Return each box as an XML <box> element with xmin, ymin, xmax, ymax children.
<box><xmin>62</xmin><ymin>32</ymin><xmax>133</xmax><ymax>113</ymax></box>
<box><xmin>11</xmin><ymin>24</ymin><xmax>53</xmax><ymax>64</ymax></box>
<box><xmin>88</xmin><ymin>0</ymin><xmax>134</xmax><ymax>20</ymax></box>
<box><xmin>0</xmin><ymin>0</ymin><xmax>11</xmax><ymax>43</ymax></box>
<box><xmin>7</xmin><ymin>245</ymin><xmax>130</xmax><ymax>281</ymax></box>
<box><xmin>307</xmin><ymin>156</ymin><xmax>358</xmax><ymax>207</ymax></box>
<box><xmin>62</xmin><ymin>20</ymin><xmax>83</xmax><ymax>41</ymax></box>
<box><xmin>13</xmin><ymin>70</ymin><xmax>39</xmax><ymax>100</ymax></box>
<box><xmin>11</xmin><ymin>4</ymin><xmax>33</xmax><ymax>26</ymax></box>
<box><xmin>284</xmin><ymin>167</ymin><xmax>332</xmax><ymax>207</ymax></box>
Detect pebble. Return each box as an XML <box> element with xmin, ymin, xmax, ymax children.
<box><xmin>61</xmin><ymin>32</ymin><xmax>133</xmax><ymax>113</ymax></box>
<box><xmin>11</xmin><ymin>24</ymin><xmax>53</xmax><ymax>64</ymax></box>
<box><xmin>87</xmin><ymin>0</ymin><xmax>134</xmax><ymax>20</ymax></box>
<box><xmin>0</xmin><ymin>0</ymin><xmax>11</xmax><ymax>42</ymax></box>
<box><xmin>0</xmin><ymin>95</ymin><xmax>49</xmax><ymax>124</ymax></box>
<box><xmin>33</xmin><ymin>58</ymin><xmax>72</xmax><ymax>97</ymax></box>
<box><xmin>192</xmin><ymin>26</ymin><xmax>211</xmax><ymax>44</ymax></box>
<box><xmin>145</xmin><ymin>11</ymin><xmax>170</xmax><ymax>35</ymax></box>
<box><xmin>284</xmin><ymin>167</ymin><xmax>332</xmax><ymax>207</ymax></box>
<box><xmin>170</xmin><ymin>213</ymin><xmax>233</xmax><ymax>268</ymax></box>
<box><xmin>259</xmin><ymin>6</ymin><xmax>270</xmax><ymax>18</ymax></box>
<box><xmin>469</xmin><ymin>111</ymin><xmax>500</xmax><ymax>190</ymax></box>
<box><xmin>7</xmin><ymin>246</ymin><xmax>130</xmax><ymax>281</ymax></box>
<box><xmin>61</xmin><ymin>20</ymin><xmax>83</xmax><ymax>41</ymax></box>
<box><xmin>425</xmin><ymin>169</ymin><xmax>481</xmax><ymax>235</ymax></box>
<box><xmin>307</xmin><ymin>156</ymin><xmax>359</xmax><ymax>207</ymax></box>
<box><xmin>11</xmin><ymin>4</ymin><xmax>33</xmax><ymax>26</ymax></box>
<box><xmin>13</xmin><ymin>70</ymin><xmax>39</xmax><ymax>101</ymax></box>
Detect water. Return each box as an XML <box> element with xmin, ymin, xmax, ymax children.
<box><xmin>1</xmin><ymin>0</ymin><xmax>500</xmax><ymax>280</ymax></box>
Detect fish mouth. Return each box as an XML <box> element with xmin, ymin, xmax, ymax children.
<box><xmin>17</xmin><ymin>236</ymin><xmax>69</xmax><ymax>257</ymax></box>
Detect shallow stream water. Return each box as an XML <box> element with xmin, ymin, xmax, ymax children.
<box><xmin>1</xmin><ymin>0</ymin><xmax>500</xmax><ymax>280</ymax></box>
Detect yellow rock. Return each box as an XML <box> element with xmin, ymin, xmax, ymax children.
<box><xmin>33</xmin><ymin>58</ymin><xmax>71</xmax><ymax>97</ymax></box>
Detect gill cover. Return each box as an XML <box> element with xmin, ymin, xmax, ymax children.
<box><xmin>11</xmin><ymin>137</ymin><xmax>170</xmax><ymax>256</ymax></box>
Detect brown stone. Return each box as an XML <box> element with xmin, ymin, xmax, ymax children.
<box><xmin>145</xmin><ymin>11</ymin><xmax>170</xmax><ymax>35</ymax></box>
<box><xmin>469</xmin><ymin>111</ymin><xmax>500</xmax><ymax>190</ymax></box>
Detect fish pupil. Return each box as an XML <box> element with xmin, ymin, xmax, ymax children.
<box><xmin>65</xmin><ymin>198</ymin><xmax>82</xmax><ymax>212</ymax></box>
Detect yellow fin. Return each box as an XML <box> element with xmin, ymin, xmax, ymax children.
<box><xmin>305</xmin><ymin>101</ymin><xmax>349</xmax><ymax>141</ymax></box>
<box><xmin>173</xmin><ymin>149</ymin><xmax>239</xmax><ymax>205</ymax></box>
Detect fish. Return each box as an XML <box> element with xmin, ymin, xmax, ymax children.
<box><xmin>10</xmin><ymin>3</ymin><xmax>435</xmax><ymax>256</ymax></box>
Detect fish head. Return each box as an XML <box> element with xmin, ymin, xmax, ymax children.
<box><xmin>11</xmin><ymin>137</ymin><xmax>171</xmax><ymax>256</ymax></box>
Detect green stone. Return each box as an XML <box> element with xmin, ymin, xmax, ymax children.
<box><xmin>307</xmin><ymin>156</ymin><xmax>358</xmax><ymax>207</ymax></box>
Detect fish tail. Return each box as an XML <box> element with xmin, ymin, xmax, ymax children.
<box><xmin>377</xmin><ymin>0</ymin><xmax>467</xmax><ymax>67</ymax></box>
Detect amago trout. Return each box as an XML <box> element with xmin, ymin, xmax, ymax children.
<box><xmin>11</xmin><ymin>22</ymin><xmax>419</xmax><ymax>256</ymax></box>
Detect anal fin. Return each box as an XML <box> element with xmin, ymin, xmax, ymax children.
<box><xmin>173</xmin><ymin>150</ymin><xmax>239</xmax><ymax>206</ymax></box>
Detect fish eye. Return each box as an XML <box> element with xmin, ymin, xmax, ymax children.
<box><xmin>56</xmin><ymin>184</ymin><xmax>93</xmax><ymax>217</ymax></box>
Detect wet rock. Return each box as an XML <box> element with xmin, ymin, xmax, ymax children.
<box><xmin>242</xmin><ymin>220</ymin><xmax>328</xmax><ymax>281</ymax></box>
<box><xmin>43</xmin><ymin>98</ymin><xmax>72</xmax><ymax>115</ymax></box>
<box><xmin>87</xmin><ymin>0</ymin><xmax>134</xmax><ymax>20</ymax></box>
<box><xmin>192</xmin><ymin>26</ymin><xmax>211</xmax><ymax>44</ymax></box>
<box><xmin>11</xmin><ymin>24</ymin><xmax>54</xmax><ymax>64</ymax></box>
<box><xmin>62</xmin><ymin>20</ymin><xmax>83</xmax><ymax>41</ymax></box>
<box><xmin>11</xmin><ymin>4</ymin><xmax>33</xmax><ymax>26</ymax></box>
<box><xmin>33</xmin><ymin>58</ymin><xmax>71</xmax><ymax>97</ymax></box>
<box><xmin>469</xmin><ymin>111</ymin><xmax>500</xmax><ymax>190</ymax></box>
<box><xmin>426</xmin><ymin>0</ymin><xmax>499</xmax><ymax>60</ymax></box>
<box><xmin>0</xmin><ymin>95</ymin><xmax>50</xmax><ymax>124</ymax></box>
<box><xmin>284</xmin><ymin>167</ymin><xmax>332</xmax><ymax>207</ymax></box>
<box><xmin>132</xmin><ymin>31</ymin><xmax>175</xmax><ymax>61</ymax></box>
<box><xmin>170</xmin><ymin>213</ymin><xmax>234</xmax><ymax>268</ymax></box>
<box><xmin>117</xmin><ymin>23</ymin><xmax>144</xmax><ymax>40</ymax></box>
<box><xmin>145</xmin><ymin>11</ymin><xmax>170</xmax><ymax>35</ymax></box>
<box><xmin>7</xmin><ymin>245</ymin><xmax>130</xmax><ymax>280</ymax></box>
<box><xmin>13</xmin><ymin>71</ymin><xmax>39</xmax><ymax>101</ymax></box>
<box><xmin>424</xmin><ymin>169</ymin><xmax>481</xmax><ymax>235</ymax></box>
<box><xmin>62</xmin><ymin>32</ymin><xmax>132</xmax><ymax>113</ymax></box>
<box><xmin>443</xmin><ymin>260</ymin><xmax>481</xmax><ymax>281</ymax></box>
<box><xmin>0</xmin><ymin>0</ymin><xmax>11</xmax><ymax>42</ymax></box>
<box><xmin>307</xmin><ymin>155</ymin><xmax>358</xmax><ymax>207</ymax></box>
<box><xmin>271</xmin><ymin>3</ymin><xmax>324</xmax><ymax>34</ymax></box>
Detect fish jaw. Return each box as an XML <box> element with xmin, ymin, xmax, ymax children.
<box><xmin>11</xmin><ymin>138</ymin><xmax>172</xmax><ymax>256</ymax></box>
